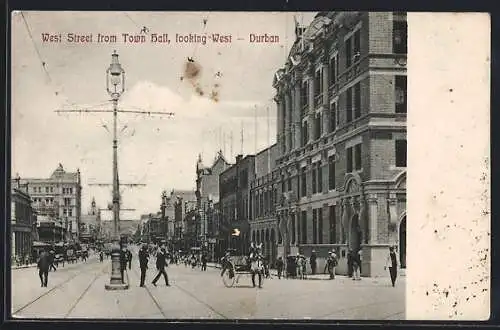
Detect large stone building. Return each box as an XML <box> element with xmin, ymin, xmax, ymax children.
<box><xmin>19</xmin><ymin>164</ymin><xmax>82</xmax><ymax>241</ymax></box>
<box><xmin>272</xmin><ymin>12</ymin><xmax>407</xmax><ymax>276</ymax></box>
<box><xmin>11</xmin><ymin>180</ymin><xmax>37</xmax><ymax>262</ymax></box>
<box><xmin>249</xmin><ymin>143</ymin><xmax>279</xmax><ymax>263</ymax></box>
<box><xmin>219</xmin><ymin>154</ymin><xmax>255</xmax><ymax>255</ymax></box>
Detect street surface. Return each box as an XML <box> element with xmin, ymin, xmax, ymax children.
<box><xmin>11</xmin><ymin>249</ymin><xmax>405</xmax><ymax>320</ymax></box>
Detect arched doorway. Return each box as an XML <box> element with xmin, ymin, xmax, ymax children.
<box><xmin>399</xmin><ymin>216</ymin><xmax>406</xmax><ymax>268</ymax></box>
<box><xmin>349</xmin><ymin>214</ymin><xmax>362</xmax><ymax>252</ymax></box>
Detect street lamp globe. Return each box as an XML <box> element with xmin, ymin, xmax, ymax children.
<box><xmin>106</xmin><ymin>50</ymin><xmax>125</xmax><ymax>98</ymax></box>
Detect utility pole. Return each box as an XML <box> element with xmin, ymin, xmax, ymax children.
<box><xmin>55</xmin><ymin>51</ymin><xmax>174</xmax><ymax>290</ymax></box>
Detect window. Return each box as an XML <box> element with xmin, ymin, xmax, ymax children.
<box><xmin>302</xmin><ymin>122</ymin><xmax>309</xmax><ymax>146</ymax></box>
<box><xmin>301</xmin><ymin>168</ymin><xmax>307</xmax><ymax>197</ymax></box>
<box><xmin>395</xmin><ymin>76</ymin><xmax>407</xmax><ymax>113</ymax></box>
<box><xmin>312</xmin><ymin>209</ymin><xmax>317</xmax><ymax>244</ymax></box>
<box><xmin>68</xmin><ymin>209</ymin><xmax>73</xmax><ymax>216</ymax></box>
<box><xmin>393</xmin><ymin>20</ymin><xmax>408</xmax><ymax>54</ymax></box>
<box><xmin>346</xmin><ymin>88</ymin><xmax>353</xmax><ymax>122</ymax></box>
<box><xmin>45</xmin><ymin>187</ymin><xmax>49</xmax><ymax>193</ymax></box>
<box><xmin>396</xmin><ymin>140</ymin><xmax>407</xmax><ymax>167</ymax></box>
<box><xmin>33</xmin><ymin>187</ymin><xmax>37</xmax><ymax>193</ymax></box>
<box><xmin>301</xmin><ymin>211</ymin><xmax>307</xmax><ymax>244</ymax></box>
<box><xmin>347</xmin><ymin>147</ymin><xmax>353</xmax><ymax>173</ymax></box>
<box><xmin>315</xmin><ymin>113</ymin><xmax>321</xmax><ymax>140</ymax></box>
<box><xmin>69</xmin><ymin>188</ymin><xmax>73</xmax><ymax>194</ymax></box>
<box><xmin>64</xmin><ymin>198</ymin><xmax>71</xmax><ymax>206</ymax></box>
<box><xmin>291</xmin><ymin>213</ymin><xmax>296</xmax><ymax>245</ymax></box>
<box><xmin>329</xmin><ymin>205</ymin><xmax>336</xmax><ymax>243</ymax></box>
<box><xmin>63</xmin><ymin>208</ymin><xmax>67</xmax><ymax>216</ymax></box>
<box><xmin>329</xmin><ymin>55</ymin><xmax>338</xmax><ymax>85</ymax></box>
<box><xmin>317</xmin><ymin>163</ymin><xmax>323</xmax><ymax>193</ymax></box>
<box><xmin>328</xmin><ymin>156</ymin><xmax>336</xmax><ymax>190</ymax></box>
<box><xmin>315</xmin><ymin>70</ymin><xmax>321</xmax><ymax>96</ymax></box>
<box><xmin>354</xmin><ymin>83</ymin><xmax>361</xmax><ymax>119</ymax></box>
<box><xmin>281</xmin><ymin>177</ymin><xmax>286</xmax><ymax>194</ymax></box>
<box><xmin>302</xmin><ymin>81</ymin><xmax>309</xmax><ymax>110</ymax></box>
<box><xmin>318</xmin><ymin>208</ymin><xmax>323</xmax><ymax>244</ymax></box>
<box><xmin>353</xmin><ymin>30</ymin><xmax>361</xmax><ymax>59</ymax></box>
<box><xmin>312</xmin><ymin>167</ymin><xmax>317</xmax><ymax>194</ymax></box>
<box><xmin>50</xmin><ymin>187</ymin><xmax>54</xmax><ymax>193</ymax></box>
<box><xmin>329</xmin><ymin>103</ymin><xmax>337</xmax><ymax>133</ymax></box>
<box><xmin>287</xmin><ymin>178</ymin><xmax>292</xmax><ymax>192</ymax></box>
<box><xmin>355</xmin><ymin>144</ymin><xmax>362</xmax><ymax>170</ymax></box>
<box><xmin>346</xmin><ymin>37</ymin><xmax>352</xmax><ymax>67</ymax></box>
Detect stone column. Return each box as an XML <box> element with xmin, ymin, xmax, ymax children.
<box><xmin>367</xmin><ymin>194</ymin><xmax>378</xmax><ymax>244</ymax></box>
<box><xmin>341</xmin><ymin>198</ymin><xmax>349</xmax><ymax>244</ymax></box>
<box><xmin>359</xmin><ymin>197</ymin><xmax>367</xmax><ymax>244</ymax></box>
<box><xmin>387</xmin><ymin>193</ymin><xmax>399</xmax><ymax>245</ymax></box>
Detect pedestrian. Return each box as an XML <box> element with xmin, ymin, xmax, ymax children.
<box><xmin>37</xmin><ymin>249</ymin><xmax>50</xmax><ymax>287</ymax></box>
<box><xmin>99</xmin><ymin>251</ymin><xmax>104</xmax><ymax>263</ymax></box>
<box><xmin>120</xmin><ymin>248</ymin><xmax>128</xmax><ymax>284</ymax></box>
<box><xmin>347</xmin><ymin>248</ymin><xmax>354</xmax><ymax>277</ymax></box>
<box><xmin>276</xmin><ymin>256</ymin><xmax>284</xmax><ymax>279</ymax></box>
<box><xmin>201</xmin><ymin>253</ymin><xmax>207</xmax><ymax>271</ymax></box>
<box><xmin>324</xmin><ymin>251</ymin><xmax>338</xmax><ymax>279</ymax></box>
<box><xmin>152</xmin><ymin>247</ymin><xmax>170</xmax><ymax>287</ymax></box>
<box><xmin>49</xmin><ymin>250</ymin><xmax>57</xmax><ymax>272</ymax></box>
<box><xmin>352</xmin><ymin>250</ymin><xmax>361</xmax><ymax>281</ymax></box>
<box><xmin>384</xmin><ymin>246</ymin><xmax>398</xmax><ymax>287</ymax></box>
<box><xmin>138</xmin><ymin>244</ymin><xmax>149</xmax><ymax>287</ymax></box>
<box><xmin>310</xmin><ymin>250</ymin><xmax>317</xmax><ymax>275</ymax></box>
<box><xmin>127</xmin><ymin>249</ymin><xmax>132</xmax><ymax>270</ymax></box>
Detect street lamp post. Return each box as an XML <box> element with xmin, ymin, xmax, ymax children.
<box><xmin>105</xmin><ymin>51</ymin><xmax>128</xmax><ymax>290</ymax></box>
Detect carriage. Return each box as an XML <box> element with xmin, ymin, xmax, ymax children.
<box><xmin>221</xmin><ymin>247</ymin><xmax>265</xmax><ymax>288</ymax></box>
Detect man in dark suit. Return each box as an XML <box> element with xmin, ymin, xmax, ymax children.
<box><xmin>138</xmin><ymin>245</ymin><xmax>149</xmax><ymax>287</ymax></box>
<box><xmin>127</xmin><ymin>249</ymin><xmax>132</xmax><ymax>270</ymax></box>
<box><xmin>37</xmin><ymin>249</ymin><xmax>51</xmax><ymax>287</ymax></box>
<box><xmin>152</xmin><ymin>247</ymin><xmax>170</xmax><ymax>287</ymax></box>
<box><xmin>120</xmin><ymin>248</ymin><xmax>128</xmax><ymax>284</ymax></box>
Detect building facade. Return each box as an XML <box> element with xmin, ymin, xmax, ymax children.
<box><xmin>249</xmin><ymin>143</ymin><xmax>279</xmax><ymax>264</ymax></box>
<box><xmin>11</xmin><ymin>182</ymin><xmax>37</xmax><ymax>263</ymax></box>
<box><xmin>273</xmin><ymin>12</ymin><xmax>407</xmax><ymax>276</ymax></box>
<box><xmin>195</xmin><ymin>151</ymin><xmax>231</xmax><ymax>258</ymax></box>
<box><xmin>79</xmin><ymin>198</ymin><xmax>101</xmax><ymax>244</ymax></box>
<box><xmin>20</xmin><ymin>164</ymin><xmax>82</xmax><ymax>241</ymax></box>
<box><xmin>219</xmin><ymin>154</ymin><xmax>255</xmax><ymax>255</ymax></box>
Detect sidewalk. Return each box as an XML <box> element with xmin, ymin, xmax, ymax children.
<box><xmin>206</xmin><ymin>262</ymin><xmax>404</xmax><ymax>281</ymax></box>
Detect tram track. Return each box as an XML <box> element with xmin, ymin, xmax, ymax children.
<box><xmin>130</xmin><ymin>256</ymin><xmax>229</xmax><ymax>319</ymax></box>
<box><xmin>12</xmin><ymin>260</ymin><xmax>107</xmax><ymax>317</ymax></box>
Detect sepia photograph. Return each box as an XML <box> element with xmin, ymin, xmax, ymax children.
<box><xmin>8</xmin><ymin>10</ymin><xmax>489</xmax><ymax>321</ymax></box>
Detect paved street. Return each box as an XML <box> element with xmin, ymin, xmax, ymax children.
<box><xmin>11</xmin><ymin>250</ymin><xmax>405</xmax><ymax>320</ymax></box>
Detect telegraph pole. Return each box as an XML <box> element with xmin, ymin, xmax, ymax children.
<box><xmin>55</xmin><ymin>51</ymin><xmax>174</xmax><ymax>290</ymax></box>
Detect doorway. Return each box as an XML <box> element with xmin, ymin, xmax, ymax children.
<box><xmin>349</xmin><ymin>214</ymin><xmax>361</xmax><ymax>252</ymax></box>
<box><xmin>399</xmin><ymin>216</ymin><xmax>406</xmax><ymax>268</ymax></box>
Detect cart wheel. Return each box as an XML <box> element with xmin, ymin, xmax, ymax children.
<box><xmin>222</xmin><ymin>264</ymin><xmax>236</xmax><ymax>288</ymax></box>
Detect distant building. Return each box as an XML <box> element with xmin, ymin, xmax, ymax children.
<box><xmin>79</xmin><ymin>197</ymin><xmax>101</xmax><ymax>244</ymax></box>
<box><xmin>249</xmin><ymin>143</ymin><xmax>279</xmax><ymax>263</ymax></box>
<box><xmin>219</xmin><ymin>154</ymin><xmax>255</xmax><ymax>255</ymax></box>
<box><xmin>19</xmin><ymin>164</ymin><xmax>82</xmax><ymax>241</ymax></box>
<box><xmin>195</xmin><ymin>151</ymin><xmax>231</xmax><ymax>257</ymax></box>
<box><xmin>10</xmin><ymin>179</ymin><xmax>37</xmax><ymax>262</ymax></box>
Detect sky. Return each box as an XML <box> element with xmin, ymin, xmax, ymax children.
<box><xmin>11</xmin><ymin>11</ymin><xmax>317</xmax><ymax>219</ymax></box>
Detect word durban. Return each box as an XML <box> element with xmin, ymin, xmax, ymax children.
<box><xmin>41</xmin><ymin>33</ymin><xmax>280</xmax><ymax>44</ymax></box>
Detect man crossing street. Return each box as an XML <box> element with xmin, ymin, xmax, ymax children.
<box><xmin>152</xmin><ymin>247</ymin><xmax>170</xmax><ymax>287</ymax></box>
<box><xmin>37</xmin><ymin>249</ymin><xmax>51</xmax><ymax>287</ymax></box>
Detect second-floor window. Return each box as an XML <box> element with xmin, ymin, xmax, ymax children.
<box><xmin>395</xmin><ymin>76</ymin><xmax>407</xmax><ymax>113</ymax></box>
<box><xmin>355</xmin><ymin>144</ymin><xmax>362</xmax><ymax>170</ymax></box>
<box><xmin>302</xmin><ymin>121</ymin><xmax>309</xmax><ymax>146</ymax></box>
<box><xmin>329</xmin><ymin>54</ymin><xmax>338</xmax><ymax>86</ymax></box>
<box><xmin>328</xmin><ymin>155</ymin><xmax>336</xmax><ymax>190</ymax></box>
<box><xmin>396</xmin><ymin>139</ymin><xmax>407</xmax><ymax>167</ymax></box>
<box><xmin>354</xmin><ymin>83</ymin><xmax>361</xmax><ymax>119</ymax></box>
<box><xmin>346</xmin><ymin>87</ymin><xmax>353</xmax><ymax>123</ymax></box>
<box><xmin>317</xmin><ymin>162</ymin><xmax>323</xmax><ymax>193</ymax></box>
<box><xmin>300</xmin><ymin>167</ymin><xmax>307</xmax><ymax>197</ymax></box>
<box><xmin>315</xmin><ymin>113</ymin><xmax>322</xmax><ymax>140</ymax></box>
<box><xmin>312</xmin><ymin>166</ymin><xmax>317</xmax><ymax>194</ymax></box>
<box><xmin>329</xmin><ymin>103</ymin><xmax>337</xmax><ymax>133</ymax></box>
<box><xmin>393</xmin><ymin>20</ymin><xmax>408</xmax><ymax>54</ymax></box>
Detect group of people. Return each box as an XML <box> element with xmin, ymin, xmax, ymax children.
<box><xmin>137</xmin><ymin>244</ymin><xmax>171</xmax><ymax>287</ymax></box>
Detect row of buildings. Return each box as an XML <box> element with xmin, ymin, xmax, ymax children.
<box><xmin>11</xmin><ymin>164</ymin><xmax>122</xmax><ymax>262</ymax></box>
<box><xmin>139</xmin><ymin>11</ymin><xmax>407</xmax><ymax>277</ymax></box>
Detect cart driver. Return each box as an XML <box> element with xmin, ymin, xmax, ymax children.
<box><xmin>220</xmin><ymin>250</ymin><xmax>232</xmax><ymax>277</ymax></box>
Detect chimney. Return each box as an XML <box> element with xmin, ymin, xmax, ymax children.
<box><xmin>236</xmin><ymin>154</ymin><xmax>243</xmax><ymax>163</ymax></box>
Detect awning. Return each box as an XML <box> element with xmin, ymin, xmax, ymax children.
<box><xmin>33</xmin><ymin>241</ymin><xmax>51</xmax><ymax>248</ymax></box>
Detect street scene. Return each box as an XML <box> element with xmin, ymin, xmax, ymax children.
<box><xmin>11</xmin><ymin>11</ymin><xmax>407</xmax><ymax>319</ymax></box>
<box><xmin>12</xmin><ymin>246</ymin><xmax>404</xmax><ymax>319</ymax></box>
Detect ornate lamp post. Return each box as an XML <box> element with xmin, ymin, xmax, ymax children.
<box><xmin>105</xmin><ymin>51</ymin><xmax>128</xmax><ymax>290</ymax></box>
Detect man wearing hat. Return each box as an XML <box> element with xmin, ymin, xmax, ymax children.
<box><xmin>152</xmin><ymin>247</ymin><xmax>170</xmax><ymax>287</ymax></box>
<box><xmin>324</xmin><ymin>250</ymin><xmax>338</xmax><ymax>279</ymax></box>
<box><xmin>138</xmin><ymin>244</ymin><xmax>149</xmax><ymax>287</ymax></box>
